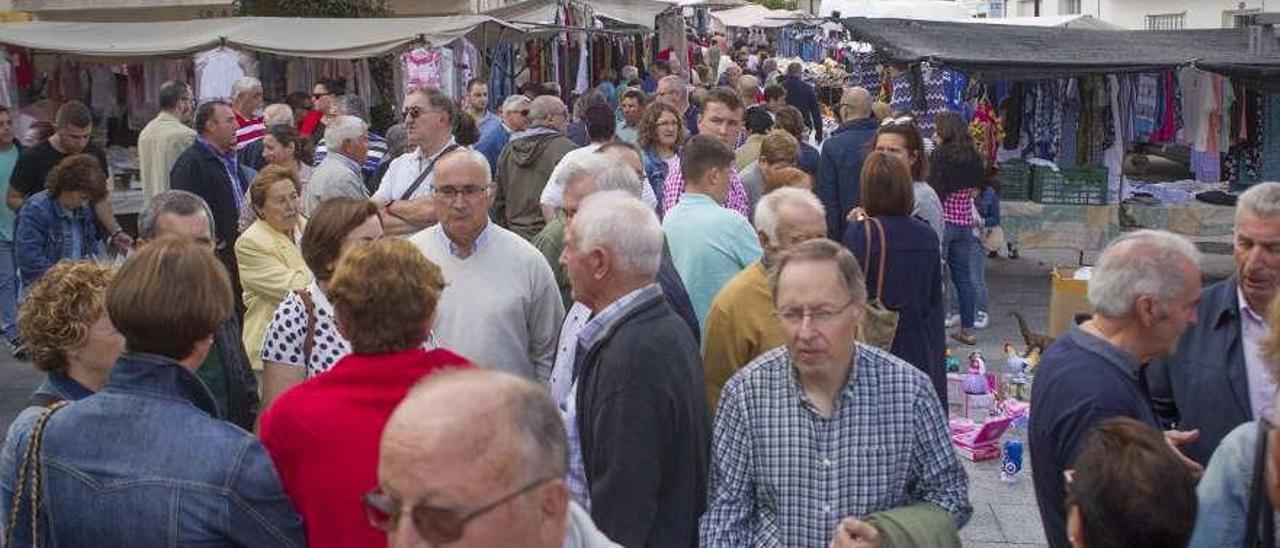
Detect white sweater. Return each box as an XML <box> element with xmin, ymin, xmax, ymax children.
<box><xmin>410</xmin><ymin>223</ymin><xmax>565</xmax><ymax>380</ymax></box>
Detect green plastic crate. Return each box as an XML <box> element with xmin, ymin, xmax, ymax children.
<box><xmin>1031</xmin><ymin>165</ymin><xmax>1108</xmax><ymax>205</ymax></box>
<box><xmin>996</xmin><ymin>160</ymin><xmax>1031</xmax><ymax>201</ymax></box>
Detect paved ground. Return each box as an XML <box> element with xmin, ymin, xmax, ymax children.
<box><xmin>0</xmin><ymin>245</ymin><xmax>1234</xmax><ymax>546</ymax></box>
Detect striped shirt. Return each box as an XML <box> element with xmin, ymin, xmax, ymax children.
<box><xmin>314</xmin><ymin>131</ymin><xmax>390</xmax><ymax>175</ymax></box>
<box><xmin>234</xmin><ymin>113</ymin><xmax>265</xmax><ymax>150</ymax></box>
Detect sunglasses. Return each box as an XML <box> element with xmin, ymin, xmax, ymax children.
<box><xmin>363</xmin><ymin>476</ymin><xmax>555</xmax><ymax>543</ymax></box>
<box><xmin>880</xmin><ymin>115</ymin><xmax>916</xmax><ymax>127</ymax></box>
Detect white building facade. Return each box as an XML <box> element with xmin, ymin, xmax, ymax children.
<box><xmin>1005</xmin><ymin>0</ymin><xmax>1267</xmax><ymax>29</ymax></box>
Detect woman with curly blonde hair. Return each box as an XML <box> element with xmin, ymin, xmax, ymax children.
<box><xmin>15</xmin><ymin>260</ymin><xmax>122</xmax><ymax>408</ymax></box>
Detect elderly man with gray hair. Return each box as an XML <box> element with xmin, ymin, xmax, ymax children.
<box><xmin>303</xmin><ymin>115</ymin><xmax>370</xmax><ymax>215</ymax></box>
<box><xmin>374</xmin><ymin>368</ymin><xmax>619</xmax><ymax>547</ymax></box>
<box><xmin>230</xmin><ymin>76</ymin><xmax>265</xmax><ymax>150</ymax></box>
<box><xmin>477</xmin><ymin>94</ymin><xmax>532</xmax><ymax>173</ymax></box>
<box><xmin>702</xmin><ymin>187</ymin><xmax>826</xmax><ymax>410</ymax></box>
<box><xmin>1030</xmin><ymin>229</ymin><xmax>1205</xmax><ymax>548</ymax></box>
<box><xmin>136</xmin><ymin>189</ymin><xmax>259</xmax><ymax>430</ymax></box>
<box><xmin>495</xmin><ymin>95</ymin><xmax>577</xmax><ymax>240</ymax></box>
<box><xmin>313</xmin><ymin>94</ymin><xmax>391</xmax><ymax>192</ymax></box>
<box><xmin>542</xmin><ymin>151</ymin><xmax>699</xmax><ymax>404</ymax></box>
<box><xmin>1149</xmin><ymin>182</ymin><xmax>1280</xmax><ymax>468</ymax></box>
<box><xmin>558</xmin><ymin>189</ymin><xmax>708</xmax><ymax>547</ymax></box>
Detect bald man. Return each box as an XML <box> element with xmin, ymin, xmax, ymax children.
<box><xmin>375</xmin><ymin>369</ymin><xmax>619</xmax><ymax>548</ymax></box>
<box><xmin>816</xmin><ymin>86</ymin><xmax>877</xmax><ymax>239</ymax></box>
<box><xmin>494</xmin><ymin>95</ymin><xmax>578</xmax><ymax>240</ymax></box>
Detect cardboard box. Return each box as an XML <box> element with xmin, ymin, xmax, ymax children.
<box><xmin>1049</xmin><ymin>266</ymin><xmax>1091</xmax><ymax>337</ymax></box>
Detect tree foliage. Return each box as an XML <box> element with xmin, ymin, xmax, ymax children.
<box><xmin>237</xmin><ymin>0</ymin><xmax>387</xmax><ymax>17</ymax></box>
<box><xmin>750</xmin><ymin>0</ymin><xmax>797</xmax><ymax>10</ymax></box>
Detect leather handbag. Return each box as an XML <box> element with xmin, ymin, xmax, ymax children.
<box><xmin>857</xmin><ymin>217</ymin><xmax>900</xmax><ymax>351</ymax></box>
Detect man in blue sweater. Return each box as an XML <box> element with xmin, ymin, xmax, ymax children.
<box><xmin>476</xmin><ymin>94</ymin><xmax>531</xmax><ymax>173</ymax></box>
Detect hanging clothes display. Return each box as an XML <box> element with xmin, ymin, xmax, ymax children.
<box><xmin>0</xmin><ymin>52</ymin><xmax>17</xmax><ymax>108</ymax></box>
<box><xmin>399</xmin><ymin>46</ymin><xmax>456</xmax><ymax>97</ymax></box>
<box><xmin>1260</xmin><ymin>94</ymin><xmax>1280</xmax><ymax>182</ymax></box>
<box><xmin>195</xmin><ymin>47</ymin><xmax>254</xmax><ymax>103</ymax></box>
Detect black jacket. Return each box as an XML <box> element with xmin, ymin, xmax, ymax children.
<box><xmin>1146</xmin><ymin>278</ymin><xmax>1251</xmax><ymax>464</ymax></box>
<box><xmin>169</xmin><ymin>141</ymin><xmax>255</xmax><ymax>316</ymax></box>
<box><xmin>213</xmin><ymin>314</ymin><xmax>260</xmax><ymax>430</ymax></box>
<box><xmin>575</xmin><ymin>293</ymin><xmax>709</xmax><ymax>548</ymax></box>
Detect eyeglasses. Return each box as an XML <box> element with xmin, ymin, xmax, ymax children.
<box><xmin>402</xmin><ymin>106</ymin><xmax>423</xmax><ymax>120</ymax></box>
<box><xmin>656</xmin><ymin>120</ymin><xmax>680</xmax><ymax>128</ymax></box>
<box><xmin>430</xmin><ymin>185</ymin><xmax>489</xmax><ymax>199</ymax></box>
<box><xmin>880</xmin><ymin>115</ymin><xmax>915</xmax><ymax>127</ymax></box>
<box><xmin>363</xmin><ymin>476</ymin><xmax>555</xmax><ymax>543</ymax></box>
<box><xmin>775</xmin><ymin>300</ymin><xmax>856</xmax><ymax>326</ymax></box>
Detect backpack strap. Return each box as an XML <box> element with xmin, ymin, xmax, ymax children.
<box><xmin>294</xmin><ymin>288</ymin><xmax>318</xmax><ymax>369</ymax></box>
<box><xmin>398</xmin><ymin>144</ymin><xmax>460</xmax><ymax>201</ymax></box>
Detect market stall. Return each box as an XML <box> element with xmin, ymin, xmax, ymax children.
<box><xmin>0</xmin><ymin>15</ymin><xmax>515</xmax><ymax>215</ymax></box>
<box><xmin>838</xmin><ymin>17</ymin><xmax>1280</xmax><ymax>256</ymax></box>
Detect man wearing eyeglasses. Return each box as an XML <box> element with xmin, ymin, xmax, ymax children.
<box><xmin>373</xmin><ymin>88</ymin><xmax>459</xmax><ymax>236</ymax></box>
<box><xmin>409</xmin><ymin>148</ymin><xmax>563</xmax><ymax>382</ymax></box>
<box><xmin>138</xmin><ymin>81</ymin><xmax>196</xmax><ymax>203</ymax></box>
<box><xmin>701</xmin><ymin>238</ymin><xmax>971</xmax><ymax>548</ymax></box>
<box><xmin>372</xmin><ymin>368</ymin><xmax>619</xmax><ymax>548</ymax></box>
<box><xmin>494</xmin><ymin>95</ymin><xmax>578</xmax><ymax>240</ymax></box>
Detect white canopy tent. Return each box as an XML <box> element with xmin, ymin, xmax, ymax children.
<box><xmin>818</xmin><ymin>0</ymin><xmax>971</xmax><ymax>21</ymax></box>
<box><xmin>0</xmin><ymin>15</ymin><xmax>516</xmax><ymax>59</ymax></box>
<box><xmin>485</xmin><ymin>0</ymin><xmax>674</xmax><ymax>30</ymax></box>
<box><xmin>961</xmin><ymin>14</ymin><xmax>1123</xmax><ymax>30</ymax></box>
<box><xmin>711</xmin><ymin>4</ymin><xmax>803</xmax><ymax>29</ymax></box>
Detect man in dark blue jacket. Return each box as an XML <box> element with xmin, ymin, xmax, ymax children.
<box><xmin>1147</xmin><ymin>182</ymin><xmax>1280</xmax><ymax>464</ymax></box>
<box><xmin>816</xmin><ymin>87</ymin><xmax>877</xmax><ymax>239</ymax></box>
<box><xmin>781</xmin><ymin>62</ymin><xmax>824</xmax><ymax>144</ymax></box>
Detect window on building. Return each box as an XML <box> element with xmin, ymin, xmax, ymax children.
<box><xmin>1146</xmin><ymin>12</ymin><xmax>1186</xmax><ymax>30</ymax></box>
<box><xmin>1231</xmin><ymin>12</ymin><xmax>1260</xmax><ymax>28</ymax></box>
<box><xmin>1059</xmin><ymin>0</ymin><xmax>1081</xmax><ymax>15</ymax></box>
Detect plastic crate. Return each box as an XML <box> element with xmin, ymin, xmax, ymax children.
<box><xmin>1031</xmin><ymin>165</ymin><xmax>1109</xmax><ymax>205</ymax></box>
<box><xmin>995</xmin><ymin>161</ymin><xmax>1031</xmax><ymax>201</ymax></box>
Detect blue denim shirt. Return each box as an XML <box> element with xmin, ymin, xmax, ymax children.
<box><xmin>975</xmin><ymin>186</ymin><xmax>1001</xmax><ymax>227</ymax></box>
<box><xmin>14</xmin><ymin>189</ymin><xmax>102</xmax><ymax>286</ymax></box>
<box><xmin>643</xmin><ymin>148</ymin><xmax>671</xmax><ymax>216</ymax></box>
<box><xmin>0</xmin><ymin>353</ymin><xmax>304</xmax><ymax>547</ymax></box>
<box><xmin>1188</xmin><ymin>420</ymin><xmax>1280</xmax><ymax>548</ymax></box>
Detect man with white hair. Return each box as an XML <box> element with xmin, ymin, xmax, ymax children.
<box><xmin>559</xmin><ymin>190</ymin><xmax>707</xmax><ymax>547</ymax></box>
<box><xmin>476</xmin><ymin>95</ymin><xmax>531</xmax><ymax>173</ymax></box>
<box><xmin>372</xmin><ymin>369</ymin><xmax>619</xmax><ymax>547</ymax></box>
<box><xmin>1149</xmin><ymin>182</ymin><xmax>1280</xmax><ymax>464</ymax></box>
<box><xmin>1030</xmin><ymin>229</ymin><xmax>1205</xmax><ymax>548</ymax></box>
<box><xmin>409</xmin><ymin>148</ymin><xmax>563</xmax><ymax>381</ymax></box>
<box><xmin>542</xmin><ymin>151</ymin><xmax>699</xmax><ymax>403</ymax></box>
<box><xmin>702</xmin><ymin>187</ymin><xmax>826</xmax><ymax>409</ymax></box>
<box><xmin>313</xmin><ymin>95</ymin><xmax>390</xmax><ymax>192</ymax></box>
<box><xmin>303</xmin><ymin>115</ymin><xmax>370</xmax><ymax>215</ymax></box>
<box><xmin>230</xmin><ymin>76</ymin><xmax>265</xmax><ymax>150</ymax></box>
<box><xmin>495</xmin><ymin>95</ymin><xmax>577</xmax><ymax>240</ymax></box>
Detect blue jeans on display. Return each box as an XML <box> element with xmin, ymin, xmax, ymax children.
<box><xmin>0</xmin><ymin>238</ymin><xmax>18</xmax><ymax>344</ymax></box>
<box><xmin>944</xmin><ymin>223</ymin><xmax>977</xmax><ymax>329</ymax></box>
<box><xmin>951</xmin><ymin>231</ymin><xmax>988</xmax><ymax>316</ymax></box>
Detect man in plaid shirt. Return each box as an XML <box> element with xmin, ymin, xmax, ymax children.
<box><xmin>661</xmin><ymin>87</ymin><xmax>751</xmax><ymax>217</ymax></box>
<box><xmin>700</xmin><ymin>239</ymin><xmax>971</xmax><ymax>547</ymax></box>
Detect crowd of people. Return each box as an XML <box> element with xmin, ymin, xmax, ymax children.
<box><xmin>0</xmin><ymin>33</ymin><xmax>1276</xmax><ymax>548</ymax></box>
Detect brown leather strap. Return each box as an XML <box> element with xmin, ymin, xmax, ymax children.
<box><xmin>294</xmin><ymin>288</ymin><xmax>317</xmax><ymax>368</ymax></box>
<box><xmin>5</xmin><ymin>400</ymin><xmax>68</xmax><ymax>548</ymax></box>
<box><xmin>862</xmin><ymin>218</ymin><xmax>889</xmax><ymax>300</ymax></box>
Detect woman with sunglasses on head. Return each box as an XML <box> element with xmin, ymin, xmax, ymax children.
<box><xmin>929</xmin><ymin>111</ymin><xmax>988</xmax><ymax>346</ymax></box>
<box><xmin>872</xmin><ymin>116</ymin><xmax>943</xmax><ymax>244</ymax></box>
<box><xmin>842</xmin><ymin>151</ymin><xmax>947</xmax><ymax>407</ymax></box>
<box><xmin>259</xmin><ymin>238</ymin><xmax>470</xmax><ymax>548</ymax></box>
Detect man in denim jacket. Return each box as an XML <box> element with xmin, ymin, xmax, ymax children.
<box><xmin>0</xmin><ymin>237</ymin><xmax>303</xmax><ymax>547</ymax></box>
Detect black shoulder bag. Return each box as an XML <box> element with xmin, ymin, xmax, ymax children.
<box><xmin>1246</xmin><ymin>419</ymin><xmax>1277</xmax><ymax>548</ymax></box>
<box><xmin>398</xmin><ymin>144</ymin><xmax>460</xmax><ymax>202</ymax></box>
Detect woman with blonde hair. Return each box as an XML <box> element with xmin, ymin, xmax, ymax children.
<box><xmin>236</xmin><ymin>164</ymin><xmax>313</xmax><ymax>372</ymax></box>
<box><xmin>13</xmin><ymin>261</ymin><xmax>121</xmax><ymax>409</ymax></box>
